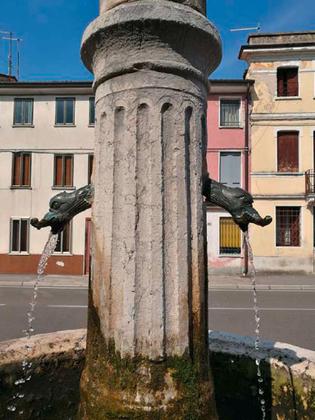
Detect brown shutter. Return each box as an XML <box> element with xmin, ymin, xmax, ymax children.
<box><xmin>277</xmin><ymin>131</ymin><xmax>298</xmax><ymax>172</ymax></box>
<box><xmin>22</xmin><ymin>154</ymin><xmax>31</xmax><ymax>186</ymax></box>
<box><xmin>13</xmin><ymin>153</ymin><xmax>21</xmax><ymax>186</ymax></box>
<box><xmin>64</xmin><ymin>156</ymin><xmax>73</xmax><ymax>186</ymax></box>
<box><xmin>55</xmin><ymin>156</ymin><xmax>63</xmax><ymax>186</ymax></box>
<box><xmin>287</xmin><ymin>68</ymin><xmax>298</xmax><ymax>96</ymax></box>
<box><xmin>88</xmin><ymin>155</ymin><xmax>94</xmax><ymax>184</ymax></box>
<box><xmin>277</xmin><ymin>69</ymin><xmax>284</xmax><ymax>96</ymax></box>
<box><xmin>11</xmin><ymin>220</ymin><xmax>19</xmax><ymax>251</ymax></box>
<box><xmin>20</xmin><ymin>220</ymin><xmax>28</xmax><ymax>252</ymax></box>
<box><xmin>63</xmin><ymin>223</ymin><xmax>70</xmax><ymax>252</ymax></box>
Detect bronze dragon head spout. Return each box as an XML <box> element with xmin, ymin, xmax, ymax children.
<box><xmin>31</xmin><ymin>185</ymin><xmax>94</xmax><ymax>234</ymax></box>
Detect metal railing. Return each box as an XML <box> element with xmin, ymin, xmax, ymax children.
<box><xmin>305</xmin><ymin>170</ymin><xmax>315</xmax><ymax>196</ymax></box>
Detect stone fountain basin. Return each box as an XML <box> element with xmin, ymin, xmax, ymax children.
<box><xmin>0</xmin><ymin>330</ymin><xmax>314</xmax><ymax>419</ymax></box>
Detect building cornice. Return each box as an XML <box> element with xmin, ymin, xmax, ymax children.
<box><xmin>239</xmin><ymin>44</ymin><xmax>315</xmax><ymax>61</ymax></box>
<box><xmin>0</xmin><ymin>81</ymin><xmax>93</xmax><ymax>96</ymax></box>
<box><xmin>209</xmin><ymin>79</ymin><xmax>254</xmax><ymax>94</ymax></box>
<box><xmin>251</xmin><ymin>112</ymin><xmax>315</xmax><ymax>122</ymax></box>
<box><xmin>253</xmin><ymin>194</ymin><xmax>305</xmax><ymax>200</ymax></box>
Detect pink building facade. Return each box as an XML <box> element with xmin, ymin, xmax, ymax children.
<box><xmin>206</xmin><ymin>80</ymin><xmax>253</xmax><ymax>274</ymax></box>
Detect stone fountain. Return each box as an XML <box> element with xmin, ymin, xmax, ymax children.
<box><xmin>29</xmin><ymin>0</ymin><xmax>271</xmax><ymax>417</ymax></box>
<box><xmin>2</xmin><ymin>1</ymin><xmax>315</xmax><ymax>419</ymax></box>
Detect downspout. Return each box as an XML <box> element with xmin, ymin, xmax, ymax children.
<box><xmin>243</xmin><ymin>83</ymin><xmax>251</xmax><ymax>276</ymax></box>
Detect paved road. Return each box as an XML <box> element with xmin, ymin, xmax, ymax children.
<box><xmin>209</xmin><ymin>289</ymin><xmax>315</xmax><ymax>351</ymax></box>
<box><xmin>1</xmin><ymin>284</ymin><xmax>315</xmax><ymax>351</ymax></box>
<box><xmin>0</xmin><ymin>286</ymin><xmax>88</xmax><ymax>341</ymax></box>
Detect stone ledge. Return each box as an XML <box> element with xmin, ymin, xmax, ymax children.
<box><xmin>1</xmin><ymin>329</ymin><xmax>315</xmax><ymax>419</ymax></box>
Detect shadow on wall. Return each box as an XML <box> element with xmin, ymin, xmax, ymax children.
<box><xmin>209</xmin><ymin>330</ymin><xmax>315</xmax><ymax>420</ymax></box>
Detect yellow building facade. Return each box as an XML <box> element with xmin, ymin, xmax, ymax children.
<box><xmin>240</xmin><ymin>32</ymin><xmax>315</xmax><ymax>272</ymax></box>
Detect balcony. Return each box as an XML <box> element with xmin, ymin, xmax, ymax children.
<box><xmin>305</xmin><ymin>170</ymin><xmax>315</xmax><ymax>197</ymax></box>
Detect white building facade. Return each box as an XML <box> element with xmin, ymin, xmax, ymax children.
<box><xmin>0</xmin><ymin>81</ymin><xmax>94</xmax><ymax>275</ymax></box>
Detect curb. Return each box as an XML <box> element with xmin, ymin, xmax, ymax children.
<box><xmin>0</xmin><ymin>281</ymin><xmax>88</xmax><ymax>289</ymax></box>
<box><xmin>209</xmin><ymin>284</ymin><xmax>315</xmax><ymax>291</ymax></box>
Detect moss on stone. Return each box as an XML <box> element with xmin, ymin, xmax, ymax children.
<box><xmin>79</xmin><ymin>302</ymin><xmax>217</xmax><ymax>419</ymax></box>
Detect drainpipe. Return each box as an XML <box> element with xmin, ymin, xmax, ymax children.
<box><xmin>243</xmin><ymin>83</ymin><xmax>251</xmax><ymax>276</ymax></box>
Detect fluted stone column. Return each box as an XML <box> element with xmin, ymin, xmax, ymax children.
<box><xmin>80</xmin><ymin>0</ymin><xmax>221</xmax><ymax>417</ymax></box>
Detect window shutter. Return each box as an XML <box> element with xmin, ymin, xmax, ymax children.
<box><xmin>287</xmin><ymin>69</ymin><xmax>298</xmax><ymax>96</ymax></box>
<box><xmin>219</xmin><ymin>218</ymin><xmax>241</xmax><ymax>255</ymax></box>
<box><xmin>88</xmin><ymin>155</ymin><xmax>94</xmax><ymax>184</ymax></box>
<box><xmin>63</xmin><ymin>223</ymin><xmax>70</xmax><ymax>252</ymax></box>
<box><xmin>55</xmin><ymin>156</ymin><xmax>63</xmax><ymax>186</ymax></box>
<box><xmin>11</xmin><ymin>220</ymin><xmax>20</xmax><ymax>251</ymax></box>
<box><xmin>277</xmin><ymin>131</ymin><xmax>298</xmax><ymax>172</ymax></box>
<box><xmin>64</xmin><ymin>156</ymin><xmax>73</xmax><ymax>186</ymax></box>
<box><xmin>13</xmin><ymin>153</ymin><xmax>21</xmax><ymax>186</ymax></box>
<box><xmin>20</xmin><ymin>220</ymin><xmax>28</xmax><ymax>252</ymax></box>
<box><xmin>22</xmin><ymin>154</ymin><xmax>31</xmax><ymax>186</ymax></box>
<box><xmin>277</xmin><ymin>70</ymin><xmax>284</xmax><ymax>96</ymax></box>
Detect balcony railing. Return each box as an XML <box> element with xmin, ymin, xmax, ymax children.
<box><xmin>305</xmin><ymin>170</ymin><xmax>315</xmax><ymax>196</ymax></box>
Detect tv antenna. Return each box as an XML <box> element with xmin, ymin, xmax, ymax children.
<box><xmin>230</xmin><ymin>23</ymin><xmax>261</xmax><ymax>33</ymax></box>
<box><xmin>0</xmin><ymin>31</ymin><xmax>23</xmax><ymax>79</ymax></box>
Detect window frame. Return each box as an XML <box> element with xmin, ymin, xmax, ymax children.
<box><xmin>54</xmin><ymin>222</ymin><xmax>72</xmax><ymax>254</ymax></box>
<box><xmin>89</xmin><ymin>97</ymin><xmax>95</xmax><ymax>126</ymax></box>
<box><xmin>276</xmin><ymin>130</ymin><xmax>299</xmax><ymax>173</ymax></box>
<box><xmin>219</xmin><ymin>216</ymin><xmax>241</xmax><ymax>256</ymax></box>
<box><xmin>219</xmin><ymin>97</ymin><xmax>242</xmax><ymax>129</ymax></box>
<box><xmin>13</xmin><ymin>98</ymin><xmax>34</xmax><ymax>126</ymax></box>
<box><xmin>277</xmin><ymin>66</ymin><xmax>299</xmax><ymax>98</ymax></box>
<box><xmin>275</xmin><ymin>206</ymin><xmax>301</xmax><ymax>248</ymax></box>
<box><xmin>9</xmin><ymin>218</ymin><xmax>30</xmax><ymax>254</ymax></box>
<box><xmin>55</xmin><ymin>97</ymin><xmax>76</xmax><ymax>126</ymax></box>
<box><xmin>53</xmin><ymin>154</ymin><xmax>74</xmax><ymax>189</ymax></box>
<box><xmin>11</xmin><ymin>152</ymin><xmax>32</xmax><ymax>188</ymax></box>
<box><xmin>219</xmin><ymin>150</ymin><xmax>242</xmax><ymax>188</ymax></box>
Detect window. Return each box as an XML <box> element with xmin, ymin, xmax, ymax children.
<box><xmin>10</xmin><ymin>219</ymin><xmax>29</xmax><ymax>253</ymax></box>
<box><xmin>219</xmin><ymin>218</ymin><xmax>241</xmax><ymax>255</ymax></box>
<box><xmin>220</xmin><ymin>99</ymin><xmax>241</xmax><ymax>127</ymax></box>
<box><xmin>55</xmin><ymin>97</ymin><xmax>75</xmax><ymax>125</ymax></box>
<box><xmin>13</xmin><ymin>98</ymin><xmax>33</xmax><ymax>125</ymax></box>
<box><xmin>220</xmin><ymin>152</ymin><xmax>241</xmax><ymax>187</ymax></box>
<box><xmin>12</xmin><ymin>152</ymin><xmax>31</xmax><ymax>187</ymax></box>
<box><xmin>55</xmin><ymin>222</ymin><xmax>71</xmax><ymax>253</ymax></box>
<box><xmin>54</xmin><ymin>154</ymin><xmax>73</xmax><ymax>187</ymax></box>
<box><xmin>89</xmin><ymin>97</ymin><xmax>95</xmax><ymax>125</ymax></box>
<box><xmin>276</xmin><ymin>207</ymin><xmax>300</xmax><ymax>247</ymax></box>
<box><xmin>277</xmin><ymin>67</ymin><xmax>298</xmax><ymax>97</ymax></box>
<box><xmin>88</xmin><ymin>154</ymin><xmax>94</xmax><ymax>184</ymax></box>
<box><xmin>277</xmin><ymin>131</ymin><xmax>299</xmax><ymax>172</ymax></box>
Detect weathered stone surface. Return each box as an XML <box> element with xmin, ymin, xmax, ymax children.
<box><xmin>100</xmin><ymin>0</ymin><xmax>207</xmax><ymax>14</ymax></box>
<box><xmin>0</xmin><ymin>330</ymin><xmax>85</xmax><ymax>420</ymax></box>
<box><xmin>80</xmin><ymin>0</ymin><xmax>221</xmax><ymax>417</ymax></box>
<box><xmin>82</xmin><ymin>1</ymin><xmax>221</xmax><ymax>88</ymax></box>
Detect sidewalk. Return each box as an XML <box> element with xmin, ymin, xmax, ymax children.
<box><xmin>1</xmin><ymin>272</ymin><xmax>315</xmax><ymax>291</ymax></box>
<box><xmin>0</xmin><ymin>274</ymin><xmax>88</xmax><ymax>288</ymax></box>
<box><xmin>210</xmin><ymin>273</ymin><xmax>315</xmax><ymax>290</ymax></box>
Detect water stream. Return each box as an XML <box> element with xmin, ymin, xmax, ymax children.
<box><xmin>7</xmin><ymin>232</ymin><xmax>59</xmax><ymax>415</ymax></box>
<box><xmin>244</xmin><ymin>231</ymin><xmax>266</xmax><ymax>420</ymax></box>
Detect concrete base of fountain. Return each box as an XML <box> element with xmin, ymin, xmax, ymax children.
<box><xmin>1</xmin><ymin>329</ymin><xmax>314</xmax><ymax>419</ymax></box>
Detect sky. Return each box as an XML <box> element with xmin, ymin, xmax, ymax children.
<box><xmin>0</xmin><ymin>0</ymin><xmax>315</xmax><ymax>81</ymax></box>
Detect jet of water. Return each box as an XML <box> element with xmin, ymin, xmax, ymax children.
<box><xmin>244</xmin><ymin>231</ymin><xmax>266</xmax><ymax>420</ymax></box>
<box><xmin>8</xmin><ymin>233</ymin><xmax>59</xmax><ymax>415</ymax></box>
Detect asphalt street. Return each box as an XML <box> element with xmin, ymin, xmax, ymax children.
<box><xmin>0</xmin><ymin>286</ymin><xmax>88</xmax><ymax>341</ymax></box>
<box><xmin>1</xmin><ymin>283</ymin><xmax>315</xmax><ymax>351</ymax></box>
<box><xmin>209</xmin><ymin>289</ymin><xmax>315</xmax><ymax>351</ymax></box>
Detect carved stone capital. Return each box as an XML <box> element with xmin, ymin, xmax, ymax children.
<box><xmin>82</xmin><ymin>0</ymin><xmax>221</xmax><ymax>90</ymax></box>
